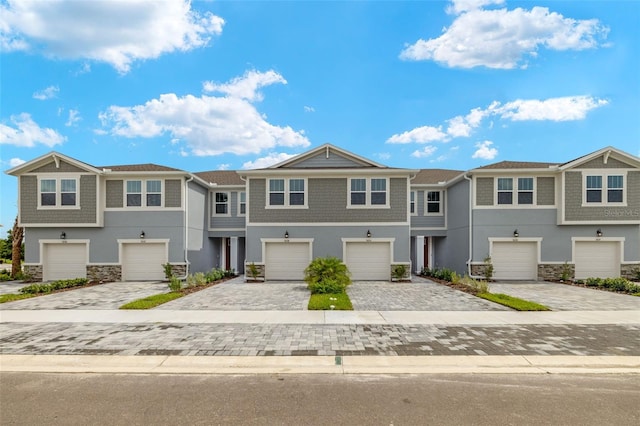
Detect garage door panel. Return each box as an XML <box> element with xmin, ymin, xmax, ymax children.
<box><xmin>575</xmin><ymin>241</ymin><xmax>619</xmax><ymax>279</ymax></box>
<box><xmin>345</xmin><ymin>242</ymin><xmax>391</xmax><ymax>281</ymax></box>
<box><xmin>122</xmin><ymin>243</ymin><xmax>167</xmax><ymax>281</ymax></box>
<box><xmin>491</xmin><ymin>242</ymin><xmax>537</xmax><ymax>280</ymax></box>
<box><xmin>265</xmin><ymin>242</ymin><xmax>310</xmax><ymax>280</ymax></box>
<box><xmin>44</xmin><ymin>243</ymin><xmax>87</xmax><ymax>281</ymax></box>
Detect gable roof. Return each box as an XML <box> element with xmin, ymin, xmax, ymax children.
<box><xmin>558</xmin><ymin>146</ymin><xmax>640</xmax><ymax>170</ymax></box>
<box><xmin>412</xmin><ymin>169</ymin><xmax>464</xmax><ymax>184</ymax></box>
<box><xmin>194</xmin><ymin>170</ymin><xmax>244</xmax><ymax>186</ymax></box>
<box><xmin>5</xmin><ymin>151</ymin><xmax>103</xmax><ymax>176</ymax></box>
<box><xmin>475</xmin><ymin>160</ymin><xmax>559</xmax><ymax>170</ymax></box>
<box><xmin>268</xmin><ymin>143</ymin><xmax>387</xmax><ymax>169</ymax></box>
<box><xmin>100</xmin><ymin>163</ymin><xmax>185</xmax><ymax>173</ymax></box>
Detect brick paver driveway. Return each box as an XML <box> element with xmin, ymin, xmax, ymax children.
<box><xmin>0</xmin><ymin>282</ymin><xmax>169</xmax><ymax>310</ymax></box>
<box><xmin>489</xmin><ymin>282</ymin><xmax>640</xmax><ymax>311</ymax></box>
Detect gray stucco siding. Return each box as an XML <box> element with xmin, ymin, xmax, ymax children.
<box><xmin>245</xmin><ymin>225</ymin><xmax>411</xmax><ymax>264</ymax></box>
<box><xmin>20</xmin><ymin>175</ymin><xmax>97</xmax><ymax>224</ymax></box>
<box><xmin>564</xmin><ymin>171</ymin><xmax>640</xmax><ymax>221</ymax></box>
<box><xmin>249</xmin><ymin>178</ymin><xmax>407</xmax><ymax>223</ymax></box>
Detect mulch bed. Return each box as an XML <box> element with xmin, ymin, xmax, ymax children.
<box><xmin>178</xmin><ymin>276</ymin><xmax>235</xmax><ymax>295</ymax></box>
<box><xmin>422</xmin><ymin>275</ymin><xmax>481</xmax><ymax>296</ymax></box>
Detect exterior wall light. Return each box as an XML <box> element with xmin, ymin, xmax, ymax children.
<box><xmin>60</xmin><ymin>232</ymin><xmax>66</xmax><ymax>240</ymax></box>
<box><xmin>366</xmin><ymin>230</ymin><xmax>372</xmax><ymax>238</ymax></box>
<box><xmin>140</xmin><ymin>231</ymin><xmax>145</xmax><ymax>239</ymax></box>
<box><xmin>596</xmin><ymin>229</ymin><xmax>603</xmax><ymax>238</ymax></box>
<box><xmin>284</xmin><ymin>230</ymin><xmax>289</xmax><ymax>239</ymax></box>
<box><xmin>513</xmin><ymin>229</ymin><xmax>519</xmax><ymax>238</ymax></box>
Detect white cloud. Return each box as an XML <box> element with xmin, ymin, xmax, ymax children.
<box><xmin>304</xmin><ymin>106</ymin><xmax>315</xmax><ymax>113</ymax></box>
<box><xmin>411</xmin><ymin>146</ymin><xmax>438</xmax><ymax>158</ymax></box>
<box><xmin>376</xmin><ymin>152</ymin><xmax>391</xmax><ymax>160</ymax></box>
<box><xmin>387</xmin><ymin>125</ymin><xmax>447</xmax><ymax>144</ymax></box>
<box><xmin>32</xmin><ymin>85</ymin><xmax>59</xmax><ymax>100</ymax></box>
<box><xmin>9</xmin><ymin>157</ymin><xmax>26</xmax><ymax>167</ymax></box>
<box><xmin>217</xmin><ymin>163</ymin><xmax>230</xmax><ymax>171</ymax></box>
<box><xmin>242</xmin><ymin>152</ymin><xmax>296</xmax><ymax>169</ymax></box>
<box><xmin>203</xmin><ymin>70</ymin><xmax>285</xmax><ymax>102</ymax></box>
<box><xmin>472</xmin><ymin>141</ymin><xmax>498</xmax><ymax>159</ymax></box>
<box><xmin>401</xmin><ymin>1</ymin><xmax>608</xmax><ymax>69</ymax></box>
<box><xmin>65</xmin><ymin>109</ymin><xmax>81</xmax><ymax>127</ymax></box>
<box><xmin>1</xmin><ymin>0</ymin><xmax>224</xmax><ymax>73</ymax></box>
<box><xmin>0</xmin><ymin>113</ymin><xmax>66</xmax><ymax>147</ymax></box>
<box><xmin>493</xmin><ymin>96</ymin><xmax>609</xmax><ymax>121</ymax></box>
<box><xmin>99</xmin><ymin>70</ymin><xmax>310</xmax><ymax>156</ymax></box>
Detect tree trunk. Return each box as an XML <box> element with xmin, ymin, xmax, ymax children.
<box><xmin>11</xmin><ymin>217</ymin><xmax>24</xmax><ymax>279</ymax></box>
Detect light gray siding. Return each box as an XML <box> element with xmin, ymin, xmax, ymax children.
<box><xmin>564</xmin><ymin>171</ymin><xmax>640</xmax><ymax>221</ymax></box>
<box><xmin>476</xmin><ymin>178</ymin><xmax>493</xmax><ymax>206</ymax></box>
<box><xmin>165</xmin><ymin>179</ymin><xmax>182</xmax><ymax>208</ymax></box>
<box><xmin>575</xmin><ymin>156</ymin><xmax>634</xmax><ymax>169</ymax></box>
<box><xmin>249</xmin><ymin>177</ymin><xmax>407</xmax><ymax>223</ymax></box>
<box><xmin>410</xmin><ymin>190</ymin><xmax>446</xmax><ymax>228</ymax></box>
<box><xmin>537</xmin><ymin>177</ymin><xmax>555</xmax><ymax>205</ymax></box>
<box><xmin>209</xmin><ymin>191</ymin><xmax>246</xmax><ymax>229</ymax></box>
<box><xmin>106</xmin><ymin>180</ymin><xmax>123</xmax><ymax>208</ymax></box>
<box><xmin>20</xmin><ymin>175</ymin><xmax>97</xmax><ymax>224</ymax></box>
<box><xmin>186</xmin><ymin>181</ymin><xmax>214</xmax><ymax>273</ymax></box>
<box><xmin>32</xmin><ymin>160</ymin><xmax>86</xmax><ymax>173</ymax></box>
<box><xmin>288</xmin><ymin>151</ymin><xmax>370</xmax><ymax>168</ymax></box>
<box><xmin>432</xmin><ymin>180</ymin><xmax>470</xmax><ymax>274</ymax></box>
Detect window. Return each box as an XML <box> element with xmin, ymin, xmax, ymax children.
<box><xmin>267</xmin><ymin>178</ymin><xmax>307</xmax><ymax>208</ymax></box>
<box><xmin>585</xmin><ymin>174</ymin><xmax>624</xmax><ymax>205</ymax></box>
<box><xmin>146</xmin><ymin>180</ymin><xmax>162</xmax><ymax>207</ymax></box>
<box><xmin>350</xmin><ymin>179</ymin><xmax>366</xmax><ymax>205</ymax></box>
<box><xmin>426</xmin><ymin>191</ymin><xmax>441</xmax><ymax>214</ymax></box>
<box><xmin>126</xmin><ymin>179</ymin><xmax>163</xmax><ymax>208</ymax></box>
<box><xmin>40</xmin><ymin>179</ymin><xmax>56</xmax><ymax>206</ymax></box>
<box><xmin>348</xmin><ymin>178</ymin><xmax>389</xmax><ymax>207</ymax></box>
<box><xmin>214</xmin><ymin>192</ymin><xmax>229</xmax><ymax>215</ymax></box>
<box><xmin>410</xmin><ymin>191</ymin><xmax>416</xmax><ymax>215</ymax></box>
<box><xmin>517</xmin><ymin>178</ymin><xmax>534</xmax><ymax>205</ymax></box>
<box><xmin>126</xmin><ymin>181</ymin><xmax>142</xmax><ymax>207</ymax></box>
<box><xmin>239</xmin><ymin>191</ymin><xmax>246</xmax><ymax>215</ymax></box>
<box><xmin>289</xmin><ymin>179</ymin><xmax>305</xmax><ymax>206</ymax></box>
<box><xmin>497</xmin><ymin>178</ymin><xmax>513</xmax><ymax>204</ymax></box>
<box><xmin>607</xmin><ymin>175</ymin><xmax>623</xmax><ymax>203</ymax></box>
<box><xmin>38</xmin><ymin>177</ymin><xmax>78</xmax><ymax>208</ymax></box>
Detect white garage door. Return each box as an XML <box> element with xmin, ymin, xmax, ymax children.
<box><xmin>491</xmin><ymin>241</ymin><xmax>538</xmax><ymax>280</ymax></box>
<box><xmin>121</xmin><ymin>243</ymin><xmax>167</xmax><ymax>281</ymax></box>
<box><xmin>264</xmin><ymin>242</ymin><xmax>311</xmax><ymax>280</ymax></box>
<box><xmin>575</xmin><ymin>241</ymin><xmax>620</xmax><ymax>279</ymax></box>
<box><xmin>345</xmin><ymin>242</ymin><xmax>391</xmax><ymax>281</ymax></box>
<box><xmin>43</xmin><ymin>243</ymin><xmax>87</xmax><ymax>281</ymax></box>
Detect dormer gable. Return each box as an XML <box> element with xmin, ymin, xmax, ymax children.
<box><xmin>5</xmin><ymin>152</ymin><xmax>102</xmax><ymax>176</ymax></box>
<box><xmin>268</xmin><ymin>144</ymin><xmax>387</xmax><ymax>169</ymax></box>
<box><xmin>559</xmin><ymin>146</ymin><xmax>640</xmax><ymax>171</ymax></box>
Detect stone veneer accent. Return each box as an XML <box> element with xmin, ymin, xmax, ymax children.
<box><xmin>171</xmin><ymin>264</ymin><xmax>187</xmax><ymax>277</ymax></box>
<box><xmin>538</xmin><ymin>263</ymin><xmax>574</xmax><ymax>282</ymax></box>
<box><xmin>621</xmin><ymin>264</ymin><xmax>640</xmax><ymax>280</ymax></box>
<box><xmin>245</xmin><ymin>262</ymin><xmax>265</xmax><ymax>281</ymax></box>
<box><xmin>23</xmin><ymin>264</ymin><xmax>42</xmax><ymax>282</ymax></box>
<box><xmin>87</xmin><ymin>265</ymin><xmax>121</xmax><ymax>282</ymax></box>
<box><xmin>470</xmin><ymin>264</ymin><xmax>491</xmax><ymax>278</ymax></box>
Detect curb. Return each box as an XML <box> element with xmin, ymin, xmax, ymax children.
<box><xmin>1</xmin><ymin>355</ymin><xmax>639</xmax><ymax>375</ymax></box>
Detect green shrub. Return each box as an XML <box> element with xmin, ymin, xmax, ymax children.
<box><xmin>560</xmin><ymin>261</ymin><xmax>571</xmax><ymax>281</ymax></box>
<box><xmin>162</xmin><ymin>263</ymin><xmax>173</xmax><ymax>280</ymax></box>
<box><xmin>205</xmin><ymin>268</ymin><xmax>225</xmax><ymax>282</ymax></box>
<box><xmin>391</xmin><ymin>264</ymin><xmax>407</xmax><ymax>281</ymax></box>
<box><xmin>168</xmin><ymin>276</ymin><xmax>182</xmax><ymax>292</ymax></box>
<box><xmin>247</xmin><ymin>262</ymin><xmax>260</xmax><ymax>280</ymax></box>
<box><xmin>304</xmin><ymin>256</ymin><xmax>351</xmax><ymax>294</ymax></box>
<box><xmin>584</xmin><ymin>277</ymin><xmax>639</xmax><ymax>294</ymax></box>
<box><xmin>460</xmin><ymin>275</ymin><xmax>489</xmax><ymax>294</ymax></box>
<box><xmin>483</xmin><ymin>257</ymin><xmax>494</xmax><ymax>281</ymax></box>
<box><xmin>19</xmin><ymin>278</ymin><xmax>88</xmax><ymax>294</ymax></box>
<box><xmin>585</xmin><ymin>277</ymin><xmax>601</xmax><ymax>287</ymax></box>
<box><xmin>420</xmin><ymin>267</ymin><xmax>433</xmax><ymax>277</ymax></box>
<box><xmin>451</xmin><ymin>271</ymin><xmax>461</xmax><ymax>284</ymax></box>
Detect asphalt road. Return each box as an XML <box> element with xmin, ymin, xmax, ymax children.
<box><xmin>1</xmin><ymin>373</ymin><xmax>638</xmax><ymax>425</ymax></box>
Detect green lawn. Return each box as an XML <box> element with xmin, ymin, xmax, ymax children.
<box><xmin>119</xmin><ymin>292</ymin><xmax>183</xmax><ymax>309</ymax></box>
<box><xmin>478</xmin><ymin>292</ymin><xmax>550</xmax><ymax>311</ymax></box>
<box><xmin>0</xmin><ymin>293</ymin><xmax>35</xmax><ymax>304</ymax></box>
<box><xmin>308</xmin><ymin>293</ymin><xmax>353</xmax><ymax>310</ymax></box>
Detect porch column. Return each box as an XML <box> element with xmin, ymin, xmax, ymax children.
<box><xmin>230</xmin><ymin>237</ymin><xmax>239</xmax><ymax>273</ymax></box>
<box><xmin>415</xmin><ymin>236</ymin><xmax>425</xmax><ymax>274</ymax></box>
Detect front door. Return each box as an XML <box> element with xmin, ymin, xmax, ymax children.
<box><xmin>423</xmin><ymin>237</ymin><xmax>429</xmax><ymax>269</ymax></box>
<box><xmin>225</xmin><ymin>238</ymin><xmax>231</xmax><ymax>271</ymax></box>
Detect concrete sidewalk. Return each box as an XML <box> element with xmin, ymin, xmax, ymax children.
<box><xmin>1</xmin><ymin>354</ymin><xmax>639</xmax><ymax>374</ymax></box>
<box><xmin>2</xmin><ymin>309</ymin><xmax>639</xmax><ymax>325</ymax></box>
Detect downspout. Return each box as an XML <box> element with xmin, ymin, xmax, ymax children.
<box><xmin>463</xmin><ymin>173</ymin><xmax>481</xmax><ymax>279</ymax></box>
<box><xmin>177</xmin><ymin>176</ymin><xmax>194</xmax><ymax>280</ymax></box>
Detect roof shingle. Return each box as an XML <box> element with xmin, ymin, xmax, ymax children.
<box><xmin>474</xmin><ymin>161</ymin><xmax>558</xmax><ymax>170</ymax></box>
<box><xmin>194</xmin><ymin>170</ymin><xmax>244</xmax><ymax>186</ymax></box>
<box><xmin>100</xmin><ymin>163</ymin><xmax>185</xmax><ymax>172</ymax></box>
<box><xmin>412</xmin><ymin>169</ymin><xmax>463</xmax><ymax>184</ymax></box>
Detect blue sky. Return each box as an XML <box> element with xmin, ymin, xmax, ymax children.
<box><xmin>1</xmin><ymin>0</ymin><xmax>639</xmax><ymax>228</ymax></box>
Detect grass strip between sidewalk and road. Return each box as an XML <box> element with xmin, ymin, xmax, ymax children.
<box><xmin>0</xmin><ymin>293</ymin><xmax>35</xmax><ymax>304</ymax></box>
<box><xmin>120</xmin><ymin>292</ymin><xmax>183</xmax><ymax>309</ymax></box>
<box><xmin>478</xmin><ymin>293</ymin><xmax>550</xmax><ymax>311</ymax></box>
<box><xmin>308</xmin><ymin>293</ymin><xmax>353</xmax><ymax>310</ymax></box>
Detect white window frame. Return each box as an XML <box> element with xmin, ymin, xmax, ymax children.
<box><xmin>582</xmin><ymin>172</ymin><xmax>627</xmax><ymax>206</ymax></box>
<box><xmin>410</xmin><ymin>191</ymin><xmax>417</xmax><ymax>216</ymax></box>
<box><xmin>425</xmin><ymin>190</ymin><xmax>443</xmax><ymax>216</ymax></box>
<box><xmin>495</xmin><ymin>177</ymin><xmax>537</xmax><ymax>206</ymax></box>
<box><xmin>266</xmin><ymin>178</ymin><xmax>308</xmax><ymax>209</ymax></box>
<box><xmin>347</xmin><ymin>177</ymin><xmax>390</xmax><ymax>208</ymax></box>
<box><xmin>213</xmin><ymin>191</ymin><xmax>230</xmax><ymax>216</ymax></box>
<box><xmin>517</xmin><ymin>177</ymin><xmax>534</xmax><ymax>205</ymax></box>
<box><xmin>124</xmin><ymin>179</ymin><xmax>164</xmax><ymax>209</ymax></box>
<box><xmin>238</xmin><ymin>191</ymin><xmax>246</xmax><ymax>216</ymax></box>
<box><xmin>37</xmin><ymin>175</ymin><xmax>80</xmax><ymax>210</ymax></box>
<box><xmin>146</xmin><ymin>180</ymin><xmax>162</xmax><ymax>207</ymax></box>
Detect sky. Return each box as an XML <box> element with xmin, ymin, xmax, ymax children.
<box><xmin>1</xmin><ymin>0</ymin><xmax>639</xmax><ymax>229</ymax></box>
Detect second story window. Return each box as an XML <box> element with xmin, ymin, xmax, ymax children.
<box><xmin>239</xmin><ymin>191</ymin><xmax>246</xmax><ymax>215</ymax></box>
<box><xmin>607</xmin><ymin>175</ymin><xmax>623</xmax><ymax>203</ymax></box>
<box><xmin>426</xmin><ymin>191</ymin><xmax>441</xmax><ymax>214</ymax></box>
<box><xmin>215</xmin><ymin>192</ymin><xmax>229</xmax><ymax>214</ymax></box>
<box><xmin>410</xmin><ymin>191</ymin><xmax>416</xmax><ymax>215</ymax></box>
<box><xmin>371</xmin><ymin>179</ymin><xmax>386</xmax><ymax>205</ymax></box>
<box><xmin>267</xmin><ymin>178</ymin><xmax>307</xmax><ymax>208</ymax></box>
<box><xmin>350</xmin><ymin>179</ymin><xmax>366</xmax><ymax>205</ymax></box>
<box><xmin>126</xmin><ymin>179</ymin><xmax>163</xmax><ymax>208</ymax></box>
<box><xmin>517</xmin><ymin>178</ymin><xmax>534</xmax><ymax>205</ymax></box>
<box><xmin>348</xmin><ymin>178</ymin><xmax>389</xmax><ymax>208</ymax></box>
<box><xmin>497</xmin><ymin>178</ymin><xmax>513</xmax><ymax>204</ymax></box>
<box><xmin>38</xmin><ymin>177</ymin><xmax>79</xmax><ymax>208</ymax></box>
<box><xmin>586</xmin><ymin>176</ymin><xmax>602</xmax><ymax>203</ymax></box>
<box><xmin>585</xmin><ymin>174</ymin><xmax>624</xmax><ymax>204</ymax></box>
